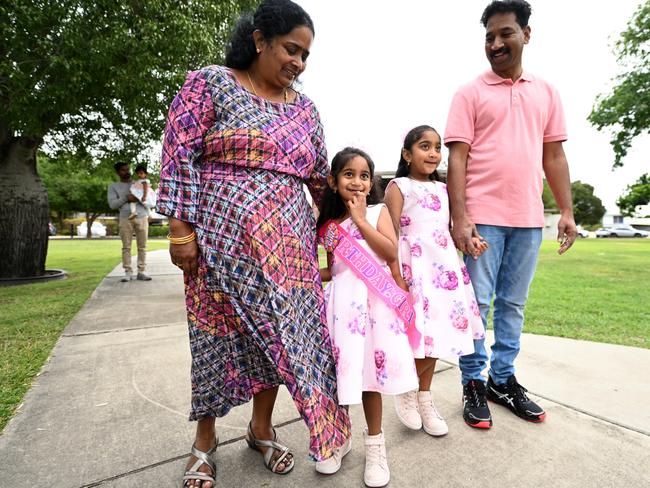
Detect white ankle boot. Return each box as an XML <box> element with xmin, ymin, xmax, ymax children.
<box><xmin>418</xmin><ymin>390</ymin><xmax>448</xmax><ymax>436</ymax></box>
<box><xmin>394</xmin><ymin>389</ymin><xmax>422</xmax><ymax>430</ymax></box>
<box><xmin>315</xmin><ymin>437</ymin><xmax>351</xmax><ymax>474</ymax></box>
<box><xmin>363</xmin><ymin>429</ymin><xmax>390</xmax><ymax>487</ymax></box>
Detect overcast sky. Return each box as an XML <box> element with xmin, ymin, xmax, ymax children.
<box><xmin>295</xmin><ymin>0</ymin><xmax>648</xmax><ymax>214</ymax></box>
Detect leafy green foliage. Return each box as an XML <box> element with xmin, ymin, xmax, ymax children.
<box><xmin>543</xmin><ymin>179</ymin><xmax>606</xmax><ymax>225</ymax></box>
<box><xmin>571</xmin><ymin>181</ymin><xmax>606</xmax><ymax>226</ymax></box>
<box><xmin>39</xmin><ymin>152</ymin><xmax>114</xmax><ymax>217</ymax></box>
<box><xmin>588</xmin><ymin>1</ymin><xmax>650</xmax><ymax>167</ymax></box>
<box><xmin>1</xmin><ymin>0</ymin><xmax>258</xmax><ymax>159</ymax></box>
<box><xmin>617</xmin><ymin>173</ymin><xmax>650</xmax><ymax>216</ymax></box>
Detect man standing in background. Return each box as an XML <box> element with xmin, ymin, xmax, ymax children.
<box><xmin>108</xmin><ymin>162</ymin><xmax>152</xmax><ymax>282</ymax></box>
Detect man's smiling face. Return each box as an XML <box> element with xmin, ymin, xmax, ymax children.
<box><xmin>484</xmin><ymin>12</ymin><xmax>530</xmax><ymax>79</ymax></box>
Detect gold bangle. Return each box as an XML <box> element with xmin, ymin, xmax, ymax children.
<box><xmin>167</xmin><ymin>231</ymin><xmax>196</xmax><ymax>245</ymax></box>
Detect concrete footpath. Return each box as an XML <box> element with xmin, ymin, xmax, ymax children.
<box><xmin>1</xmin><ymin>250</ymin><xmax>649</xmax><ymax>487</ymax></box>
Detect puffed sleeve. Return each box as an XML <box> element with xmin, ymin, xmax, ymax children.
<box><xmin>305</xmin><ymin>103</ymin><xmax>329</xmax><ymax>208</ymax></box>
<box><xmin>157</xmin><ymin>69</ymin><xmax>216</xmax><ymax>223</ymax></box>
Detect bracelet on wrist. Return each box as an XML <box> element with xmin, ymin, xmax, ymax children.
<box><xmin>167</xmin><ymin>231</ymin><xmax>196</xmax><ymax>245</ymax></box>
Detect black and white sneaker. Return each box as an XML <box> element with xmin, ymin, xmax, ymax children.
<box><xmin>462</xmin><ymin>380</ymin><xmax>492</xmax><ymax>429</ymax></box>
<box><xmin>486</xmin><ymin>375</ymin><xmax>546</xmax><ymax>423</ymax></box>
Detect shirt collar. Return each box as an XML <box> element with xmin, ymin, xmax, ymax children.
<box><xmin>481</xmin><ymin>69</ymin><xmax>533</xmax><ymax>85</ymax></box>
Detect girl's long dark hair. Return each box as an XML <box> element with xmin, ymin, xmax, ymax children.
<box><xmin>316</xmin><ymin>147</ymin><xmax>381</xmax><ymax>230</ymax></box>
<box><xmin>395</xmin><ymin>125</ymin><xmax>443</xmax><ymax>182</ymax></box>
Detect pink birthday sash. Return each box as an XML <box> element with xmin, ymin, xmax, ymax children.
<box><xmin>319</xmin><ymin>219</ymin><xmax>421</xmax><ymax>349</ymax></box>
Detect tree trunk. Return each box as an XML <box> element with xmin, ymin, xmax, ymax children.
<box><xmin>85</xmin><ymin>212</ymin><xmax>101</xmax><ymax>239</ymax></box>
<box><xmin>0</xmin><ymin>136</ymin><xmax>49</xmax><ymax>279</ymax></box>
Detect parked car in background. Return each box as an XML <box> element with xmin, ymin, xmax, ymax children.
<box><xmin>595</xmin><ymin>225</ymin><xmax>649</xmax><ymax>238</ymax></box>
<box><xmin>576</xmin><ymin>226</ymin><xmax>589</xmax><ymax>238</ymax></box>
<box><xmin>77</xmin><ymin>221</ymin><xmax>107</xmax><ymax>238</ymax></box>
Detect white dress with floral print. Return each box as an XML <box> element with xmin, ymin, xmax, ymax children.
<box><xmin>387</xmin><ymin>178</ymin><xmax>485</xmax><ymax>359</ymax></box>
<box><xmin>324</xmin><ymin>204</ymin><xmax>419</xmax><ymax>405</ymax></box>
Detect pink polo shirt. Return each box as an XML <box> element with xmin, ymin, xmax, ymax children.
<box><xmin>444</xmin><ymin>70</ymin><xmax>567</xmax><ymax>227</ymax></box>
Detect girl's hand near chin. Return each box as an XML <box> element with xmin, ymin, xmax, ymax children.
<box><xmin>347</xmin><ymin>192</ymin><xmax>367</xmax><ymax>225</ymax></box>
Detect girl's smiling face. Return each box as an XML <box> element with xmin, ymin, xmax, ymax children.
<box><xmin>329</xmin><ymin>155</ymin><xmax>373</xmax><ymax>203</ymax></box>
<box><xmin>403</xmin><ymin>130</ymin><xmax>442</xmax><ymax>181</ymax></box>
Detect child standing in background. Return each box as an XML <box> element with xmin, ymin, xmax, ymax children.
<box><xmin>129</xmin><ymin>164</ymin><xmax>155</xmax><ymax>219</ymax></box>
<box><xmin>316</xmin><ymin>147</ymin><xmax>418</xmax><ymax>488</ymax></box>
<box><xmin>384</xmin><ymin>125</ymin><xmax>487</xmax><ymax>434</ymax></box>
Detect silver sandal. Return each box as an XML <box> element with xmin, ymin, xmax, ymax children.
<box><xmin>182</xmin><ymin>438</ymin><xmax>218</xmax><ymax>487</ymax></box>
<box><xmin>245</xmin><ymin>422</ymin><xmax>295</xmax><ymax>474</ymax></box>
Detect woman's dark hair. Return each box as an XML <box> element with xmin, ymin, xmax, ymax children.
<box><xmin>395</xmin><ymin>125</ymin><xmax>443</xmax><ymax>182</ymax></box>
<box><xmin>480</xmin><ymin>0</ymin><xmax>532</xmax><ymax>28</ymax></box>
<box><xmin>225</xmin><ymin>0</ymin><xmax>315</xmax><ymax>69</ymax></box>
<box><xmin>316</xmin><ymin>147</ymin><xmax>381</xmax><ymax>230</ymax></box>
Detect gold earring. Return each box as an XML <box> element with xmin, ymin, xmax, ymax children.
<box><xmin>256</xmin><ymin>48</ymin><xmax>261</xmax><ymax>53</ymax></box>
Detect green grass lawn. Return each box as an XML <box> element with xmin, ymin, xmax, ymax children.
<box><xmin>0</xmin><ymin>239</ymin><xmax>168</xmax><ymax>432</ymax></box>
<box><xmin>526</xmin><ymin>239</ymin><xmax>650</xmax><ymax>348</ymax></box>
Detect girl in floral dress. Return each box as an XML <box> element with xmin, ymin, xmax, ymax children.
<box><xmin>316</xmin><ymin>147</ymin><xmax>418</xmax><ymax>488</ymax></box>
<box><xmin>384</xmin><ymin>125</ymin><xmax>486</xmax><ymax>437</ymax></box>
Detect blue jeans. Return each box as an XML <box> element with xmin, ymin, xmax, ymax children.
<box><xmin>459</xmin><ymin>225</ymin><xmax>542</xmax><ymax>385</ymax></box>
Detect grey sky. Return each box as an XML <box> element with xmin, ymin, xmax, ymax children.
<box><xmin>297</xmin><ymin>0</ymin><xmax>648</xmax><ymax>214</ymax></box>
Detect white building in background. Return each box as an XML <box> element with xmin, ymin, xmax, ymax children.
<box><xmin>602</xmin><ymin>213</ymin><xmax>625</xmax><ymax>227</ymax></box>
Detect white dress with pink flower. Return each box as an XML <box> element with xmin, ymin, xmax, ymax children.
<box><xmin>324</xmin><ymin>204</ymin><xmax>419</xmax><ymax>405</ymax></box>
<box><xmin>387</xmin><ymin>178</ymin><xmax>485</xmax><ymax>359</ymax></box>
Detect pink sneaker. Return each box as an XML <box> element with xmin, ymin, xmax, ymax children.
<box><xmin>418</xmin><ymin>391</ymin><xmax>448</xmax><ymax>436</ymax></box>
<box><xmin>315</xmin><ymin>437</ymin><xmax>351</xmax><ymax>475</ymax></box>
<box><xmin>363</xmin><ymin>430</ymin><xmax>390</xmax><ymax>487</ymax></box>
<box><xmin>394</xmin><ymin>389</ymin><xmax>422</xmax><ymax>430</ymax></box>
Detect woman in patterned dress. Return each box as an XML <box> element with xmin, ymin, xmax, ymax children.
<box><xmin>157</xmin><ymin>1</ymin><xmax>350</xmax><ymax>486</ymax></box>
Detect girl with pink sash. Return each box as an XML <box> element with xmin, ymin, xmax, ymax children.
<box><xmin>314</xmin><ymin>147</ymin><xmax>418</xmax><ymax>488</ymax></box>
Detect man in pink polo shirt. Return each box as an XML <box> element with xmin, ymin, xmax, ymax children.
<box><xmin>445</xmin><ymin>0</ymin><xmax>577</xmax><ymax>429</ymax></box>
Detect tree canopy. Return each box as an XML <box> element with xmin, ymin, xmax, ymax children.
<box><xmin>571</xmin><ymin>181</ymin><xmax>606</xmax><ymax>226</ymax></box>
<box><xmin>543</xmin><ymin>179</ymin><xmax>606</xmax><ymax>226</ymax></box>
<box><xmin>1</xmin><ymin>0</ymin><xmax>257</xmax><ymax>159</ymax></box>
<box><xmin>588</xmin><ymin>1</ymin><xmax>650</xmax><ymax>168</ymax></box>
<box><xmin>617</xmin><ymin>173</ymin><xmax>650</xmax><ymax>217</ymax></box>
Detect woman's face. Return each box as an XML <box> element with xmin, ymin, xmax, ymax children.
<box><xmin>255</xmin><ymin>25</ymin><xmax>313</xmax><ymax>88</ymax></box>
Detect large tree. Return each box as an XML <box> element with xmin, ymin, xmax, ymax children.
<box><xmin>571</xmin><ymin>181</ymin><xmax>606</xmax><ymax>226</ymax></box>
<box><xmin>0</xmin><ymin>0</ymin><xmax>256</xmax><ymax>279</ymax></box>
<box><xmin>617</xmin><ymin>173</ymin><xmax>650</xmax><ymax>216</ymax></box>
<box><xmin>589</xmin><ymin>1</ymin><xmax>650</xmax><ymax>168</ymax></box>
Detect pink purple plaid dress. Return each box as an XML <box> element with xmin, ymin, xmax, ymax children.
<box><xmin>157</xmin><ymin>65</ymin><xmax>351</xmax><ymax>461</ymax></box>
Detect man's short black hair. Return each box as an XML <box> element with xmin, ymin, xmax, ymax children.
<box><xmin>481</xmin><ymin>0</ymin><xmax>532</xmax><ymax>28</ymax></box>
<box><xmin>114</xmin><ymin>161</ymin><xmax>129</xmax><ymax>172</ymax></box>
<box><xmin>134</xmin><ymin>163</ymin><xmax>148</xmax><ymax>174</ymax></box>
